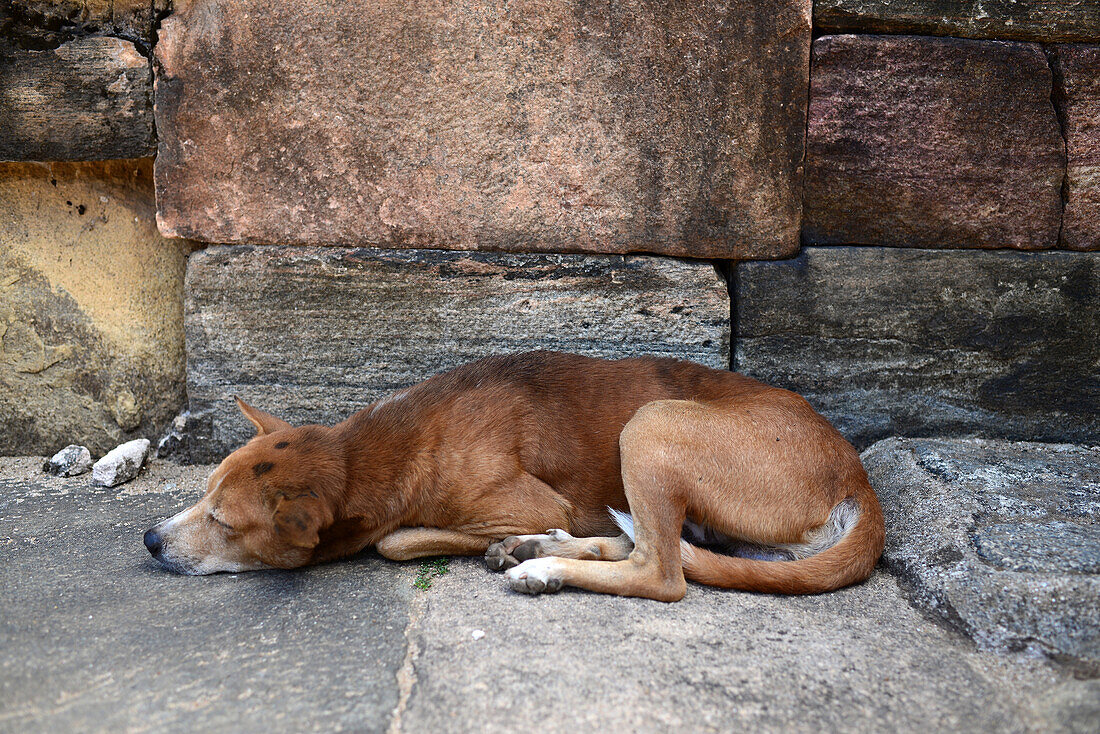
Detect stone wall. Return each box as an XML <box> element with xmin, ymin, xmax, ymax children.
<box><xmin>0</xmin><ymin>0</ymin><xmax>1097</xmax><ymax>460</ymax></box>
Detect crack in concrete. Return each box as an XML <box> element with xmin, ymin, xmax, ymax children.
<box><xmin>386</xmin><ymin>584</ymin><xmax>427</xmax><ymax>734</ymax></box>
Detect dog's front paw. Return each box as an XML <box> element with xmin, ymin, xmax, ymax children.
<box><xmin>505</xmin><ymin>558</ymin><xmax>565</xmax><ymax>595</ymax></box>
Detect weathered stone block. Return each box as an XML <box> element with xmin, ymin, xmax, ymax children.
<box><xmin>734</xmin><ymin>247</ymin><xmax>1099</xmax><ymax>449</ymax></box>
<box><xmin>815</xmin><ymin>0</ymin><xmax>1100</xmax><ymax>43</ymax></box>
<box><xmin>863</xmin><ymin>437</ymin><xmax>1100</xmax><ymax>673</ymax></box>
<box><xmin>2</xmin><ymin>0</ymin><xmax>157</xmax><ymax>49</ymax></box>
<box><xmin>185</xmin><ymin>246</ymin><xmax>729</xmax><ymax>461</ymax></box>
<box><xmin>0</xmin><ymin>160</ymin><xmax>195</xmax><ymax>455</ymax></box>
<box><xmin>0</xmin><ymin>36</ymin><xmax>154</xmax><ymax>161</ymax></box>
<box><xmin>154</xmin><ymin>0</ymin><xmax>810</xmax><ymax>258</ymax></box>
<box><xmin>1052</xmin><ymin>44</ymin><xmax>1100</xmax><ymax>251</ymax></box>
<box><xmin>804</xmin><ymin>35</ymin><xmax>1064</xmax><ymax>250</ymax></box>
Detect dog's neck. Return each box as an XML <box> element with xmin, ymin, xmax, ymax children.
<box><xmin>331</xmin><ymin>396</ymin><xmax>443</xmax><ymax>539</ymax></box>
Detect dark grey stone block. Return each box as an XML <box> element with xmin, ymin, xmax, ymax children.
<box><xmin>734</xmin><ymin>246</ymin><xmax>1099</xmax><ymax>449</ymax></box>
<box><xmin>185</xmin><ymin>246</ymin><xmax>729</xmax><ymax>462</ymax></box>
<box><xmin>0</xmin><ymin>36</ymin><xmax>154</xmax><ymax>161</ymax></box>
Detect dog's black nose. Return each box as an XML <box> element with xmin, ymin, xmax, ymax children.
<box><xmin>143</xmin><ymin>528</ymin><xmax>163</xmax><ymax>556</ymax></box>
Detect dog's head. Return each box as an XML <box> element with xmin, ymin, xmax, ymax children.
<box><xmin>143</xmin><ymin>398</ymin><xmax>346</xmax><ymax>574</ymax></box>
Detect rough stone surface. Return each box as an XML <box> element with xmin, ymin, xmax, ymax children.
<box><xmin>0</xmin><ymin>160</ymin><xmax>196</xmax><ymax>455</ymax></box>
<box><xmin>3</xmin><ymin>455</ymin><xmax>1098</xmax><ymax>733</ymax></box>
<box><xmin>733</xmin><ymin>247</ymin><xmax>1099</xmax><ymax>449</ymax></box>
<box><xmin>862</xmin><ymin>437</ymin><xmax>1100</xmax><ymax>673</ymax></box>
<box><xmin>154</xmin><ymin>410</ymin><xmax>191</xmax><ymax>461</ymax></box>
<box><xmin>0</xmin><ymin>36</ymin><xmax>154</xmax><ymax>161</ymax></box>
<box><xmin>91</xmin><ymin>438</ymin><xmax>149</xmax><ymax>486</ymax></box>
<box><xmin>185</xmin><ymin>246</ymin><xmax>729</xmax><ymax>462</ymax></box>
<box><xmin>401</xmin><ymin>559</ymin><xmax>1100</xmax><ymax>733</ymax></box>
<box><xmin>1</xmin><ymin>0</ymin><xmax>158</xmax><ymax>49</ymax></box>
<box><xmin>814</xmin><ymin>0</ymin><xmax>1100</xmax><ymax>42</ymax></box>
<box><xmin>1052</xmin><ymin>44</ymin><xmax>1100</xmax><ymax>251</ymax></box>
<box><xmin>0</xmin><ymin>458</ymin><xmax>410</xmax><ymax>733</ymax></box>
<box><xmin>803</xmin><ymin>35</ymin><xmax>1064</xmax><ymax>250</ymax></box>
<box><xmin>42</xmin><ymin>444</ymin><xmax>92</xmax><ymax>477</ymax></box>
<box><xmin>153</xmin><ymin>0</ymin><xmax>810</xmax><ymax>258</ymax></box>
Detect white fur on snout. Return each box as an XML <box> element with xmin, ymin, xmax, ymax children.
<box><xmin>157</xmin><ymin>505</ymin><xmax>194</xmax><ymax>534</ymax></box>
<box><xmin>505</xmin><ymin>557</ymin><xmax>565</xmax><ymax>594</ymax></box>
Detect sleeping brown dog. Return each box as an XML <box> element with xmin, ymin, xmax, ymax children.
<box><xmin>143</xmin><ymin>351</ymin><xmax>884</xmax><ymax>600</ymax></box>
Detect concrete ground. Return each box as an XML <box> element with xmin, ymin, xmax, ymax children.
<box><xmin>1</xmin><ymin>457</ymin><xmax>1097</xmax><ymax>734</ymax></box>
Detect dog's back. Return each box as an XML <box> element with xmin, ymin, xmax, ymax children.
<box><xmin>347</xmin><ymin>351</ymin><xmax>774</xmax><ymax>536</ymax></box>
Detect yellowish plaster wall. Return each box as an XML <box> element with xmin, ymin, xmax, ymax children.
<box><xmin>0</xmin><ymin>159</ymin><xmax>198</xmax><ymax>454</ymax></box>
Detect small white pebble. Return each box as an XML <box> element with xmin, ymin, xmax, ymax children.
<box><xmin>471</xmin><ymin>629</ymin><xmax>485</xmax><ymax>641</ymax></box>
<box><xmin>91</xmin><ymin>438</ymin><xmax>150</xmax><ymax>487</ymax></box>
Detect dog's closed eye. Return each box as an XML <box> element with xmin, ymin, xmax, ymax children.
<box><xmin>210</xmin><ymin>512</ymin><xmax>234</xmax><ymax>531</ymax></box>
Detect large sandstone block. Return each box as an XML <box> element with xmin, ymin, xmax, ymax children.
<box><xmin>184</xmin><ymin>246</ymin><xmax>730</xmax><ymax>461</ymax></box>
<box><xmin>734</xmin><ymin>247</ymin><xmax>1099</xmax><ymax>449</ymax></box>
<box><xmin>1052</xmin><ymin>45</ymin><xmax>1100</xmax><ymax>251</ymax></box>
<box><xmin>154</xmin><ymin>0</ymin><xmax>810</xmax><ymax>258</ymax></box>
<box><xmin>814</xmin><ymin>0</ymin><xmax>1100</xmax><ymax>43</ymax></box>
<box><xmin>0</xmin><ymin>36</ymin><xmax>154</xmax><ymax>161</ymax></box>
<box><xmin>0</xmin><ymin>160</ymin><xmax>194</xmax><ymax>455</ymax></box>
<box><xmin>803</xmin><ymin>35</ymin><xmax>1064</xmax><ymax>250</ymax></box>
<box><xmin>863</xmin><ymin>437</ymin><xmax>1100</xmax><ymax>673</ymax></box>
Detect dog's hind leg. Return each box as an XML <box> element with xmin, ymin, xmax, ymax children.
<box><xmin>484</xmin><ymin>530</ymin><xmax>633</xmax><ymax>571</ymax></box>
<box><xmin>504</xmin><ymin>400</ymin><xmax>693</xmax><ymax>601</ymax></box>
<box><xmin>376</xmin><ymin>527</ymin><xmax>493</xmax><ymax>561</ymax></box>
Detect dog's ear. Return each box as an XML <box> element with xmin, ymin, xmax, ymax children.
<box><xmin>235</xmin><ymin>396</ymin><xmax>293</xmax><ymax>436</ymax></box>
<box><xmin>272</xmin><ymin>492</ymin><xmax>331</xmax><ymax>549</ymax></box>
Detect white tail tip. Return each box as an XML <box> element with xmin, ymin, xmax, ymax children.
<box><xmin>608</xmin><ymin>507</ymin><xmax>635</xmax><ymax>541</ymax></box>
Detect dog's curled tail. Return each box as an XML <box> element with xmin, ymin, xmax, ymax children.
<box><xmin>685</xmin><ymin>477</ymin><xmax>884</xmax><ymax>594</ymax></box>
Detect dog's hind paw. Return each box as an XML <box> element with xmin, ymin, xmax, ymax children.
<box><xmin>485</xmin><ymin>530</ymin><xmax>573</xmax><ymax>571</ymax></box>
<box><xmin>484</xmin><ymin>540</ymin><xmax>521</xmax><ymax>572</ymax></box>
<box><xmin>505</xmin><ymin>558</ymin><xmax>565</xmax><ymax>595</ymax></box>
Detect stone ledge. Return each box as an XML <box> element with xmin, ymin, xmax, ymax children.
<box><xmin>2</xmin><ymin>455</ymin><xmax>1097</xmax><ymax>732</ymax></box>
<box><xmin>863</xmin><ymin>437</ymin><xmax>1100</xmax><ymax>673</ymax></box>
